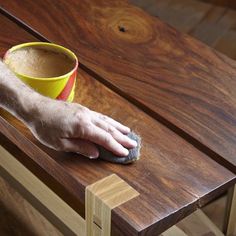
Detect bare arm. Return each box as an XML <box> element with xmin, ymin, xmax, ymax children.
<box><xmin>0</xmin><ymin>61</ymin><xmax>136</xmax><ymax>159</ymax></box>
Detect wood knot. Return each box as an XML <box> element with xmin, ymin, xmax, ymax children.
<box><xmin>106</xmin><ymin>8</ymin><xmax>154</xmax><ymax>44</ymax></box>
<box><xmin>118</xmin><ymin>25</ymin><xmax>126</xmax><ymax>32</ymax></box>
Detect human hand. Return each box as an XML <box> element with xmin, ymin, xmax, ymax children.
<box><xmin>27</xmin><ymin>98</ymin><xmax>137</xmax><ymax>159</ymax></box>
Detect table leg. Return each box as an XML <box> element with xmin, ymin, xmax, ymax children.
<box><xmin>162</xmin><ymin>225</ymin><xmax>188</xmax><ymax>236</ymax></box>
<box><xmin>86</xmin><ymin>174</ymin><xmax>139</xmax><ymax>236</ymax></box>
<box><xmin>224</xmin><ymin>185</ymin><xmax>236</xmax><ymax>236</ymax></box>
<box><xmin>162</xmin><ymin>209</ymin><xmax>224</xmax><ymax>236</ymax></box>
<box><xmin>0</xmin><ymin>145</ymin><xmax>85</xmax><ymax>236</ymax></box>
<box><xmin>0</xmin><ymin>145</ymin><xmax>140</xmax><ymax>236</ymax></box>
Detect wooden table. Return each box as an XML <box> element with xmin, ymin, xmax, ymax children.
<box><xmin>0</xmin><ymin>1</ymin><xmax>236</xmax><ymax>235</ymax></box>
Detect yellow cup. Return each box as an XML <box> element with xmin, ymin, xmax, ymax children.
<box><xmin>3</xmin><ymin>42</ymin><xmax>78</xmax><ymax>102</ymax></box>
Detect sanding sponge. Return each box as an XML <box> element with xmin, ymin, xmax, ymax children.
<box><xmin>98</xmin><ymin>132</ymin><xmax>141</xmax><ymax>164</ymax></box>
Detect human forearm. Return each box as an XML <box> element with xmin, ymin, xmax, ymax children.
<box><xmin>0</xmin><ymin>60</ymin><xmax>42</xmax><ymax>123</ymax></box>
<box><xmin>0</xmin><ymin>60</ymin><xmax>136</xmax><ymax>158</ymax></box>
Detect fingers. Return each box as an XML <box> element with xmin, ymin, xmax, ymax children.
<box><xmin>82</xmin><ymin>125</ymin><xmax>129</xmax><ymax>156</ymax></box>
<box><xmin>93</xmin><ymin>112</ymin><xmax>130</xmax><ymax>134</ymax></box>
<box><xmin>60</xmin><ymin>138</ymin><xmax>99</xmax><ymax>159</ymax></box>
<box><xmin>94</xmin><ymin>119</ymin><xmax>137</xmax><ymax>149</ymax></box>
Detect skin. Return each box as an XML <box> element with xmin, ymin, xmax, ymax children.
<box><xmin>0</xmin><ymin>60</ymin><xmax>137</xmax><ymax>159</ymax></box>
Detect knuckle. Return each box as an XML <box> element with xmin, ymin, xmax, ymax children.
<box><xmin>79</xmin><ymin>122</ymin><xmax>92</xmax><ymax>139</ymax></box>
<box><xmin>77</xmin><ymin>114</ymin><xmax>92</xmax><ymax>127</ymax></box>
<box><xmin>100</xmin><ymin>114</ymin><xmax>108</xmax><ymax>121</ymax></box>
<box><xmin>107</xmin><ymin>125</ymin><xmax>116</xmax><ymax>135</ymax></box>
<box><xmin>80</xmin><ymin>106</ymin><xmax>90</xmax><ymax>112</ymax></box>
<box><xmin>79</xmin><ymin>126</ymin><xmax>86</xmax><ymax>139</ymax></box>
<box><xmin>80</xmin><ymin>107</ymin><xmax>90</xmax><ymax>117</ymax></box>
<box><xmin>74</xmin><ymin>111</ymin><xmax>83</xmax><ymax>121</ymax></box>
<box><xmin>74</xmin><ymin>107</ymin><xmax>90</xmax><ymax>120</ymax></box>
<box><xmin>103</xmin><ymin>133</ymin><xmax>113</xmax><ymax>145</ymax></box>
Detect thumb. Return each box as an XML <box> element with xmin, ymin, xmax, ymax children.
<box><xmin>60</xmin><ymin>138</ymin><xmax>99</xmax><ymax>159</ymax></box>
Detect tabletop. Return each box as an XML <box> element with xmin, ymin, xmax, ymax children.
<box><xmin>0</xmin><ymin>1</ymin><xmax>236</xmax><ymax>235</ymax></box>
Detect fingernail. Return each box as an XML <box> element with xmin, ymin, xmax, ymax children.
<box><xmin>130</xmin><ymin>140</ymin><xmax>137</xmax><ymax>147</ymax></box>
<box><xmin>125</xmin><ymin>127</ymin><xmax>130</xmax><ymax>132</ymax></box>
<box><xmin>89</xmin><ymin>155</ymin><xmax>99</xmax><ymax>159</ymax></box>
<box><xmin>122</xmin><ymin>148</ymin><xmax>129</xmax><ymax>156</ymax></box>
<box><xmin>89</xmin><ymin>151</ymin><xmax>99</xmax><ymax>159</ymax></box>
<box><xmin>77</xmin><ymin>152</ymin><xmax>99</xmax><ymax>159</ymax></box>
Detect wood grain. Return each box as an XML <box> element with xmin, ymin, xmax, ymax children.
<box><xmin>0</xmin><ymin>15</ymin><xmax>235</xmax><ymax>235</ymax></box>
<box><xmin>86</xmin><ymin>174</ymin><xmax>139</xmax><ymax>235</ymax></box>
<box><xmin>0</xmin><ymin>0</ymin><xmax>236</xmax><ymax>171</ymax></box>
<box><xmin>0</xmin><ymin>171</ymin><xmax>228</xmax><ymax>236</ymax></box>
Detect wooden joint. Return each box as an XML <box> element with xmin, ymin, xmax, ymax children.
<box><xmin>85</xmin><ymin>174</ymin><xmax>139</xmax><ymax>236</ymax></box>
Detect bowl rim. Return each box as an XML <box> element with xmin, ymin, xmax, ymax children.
<box><xmin>3</xmin><ymin>42</ymin><xmax>79</xmax><ymax>81</ymax></box>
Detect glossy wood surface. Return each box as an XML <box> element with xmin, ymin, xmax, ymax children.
<box><xmin>1</xmin><ymin>0</ymin><xmax>235</xmax><ymax>171</ymax></box>
<box><xmin>0</xmin><ymin>15</ymin><xmax>235</xmax><ymax>235</ymax></box>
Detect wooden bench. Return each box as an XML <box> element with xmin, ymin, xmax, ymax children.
<box><xmin>0</xmin><ymin>1</ymin><xmax>236</xmax><ymax>235</ymax></box>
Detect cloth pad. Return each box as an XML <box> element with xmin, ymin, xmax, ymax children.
<box><xmin>98</xmin><ymin>132</ymin><xmax>141</xmax><ymax>164</ymax></box>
